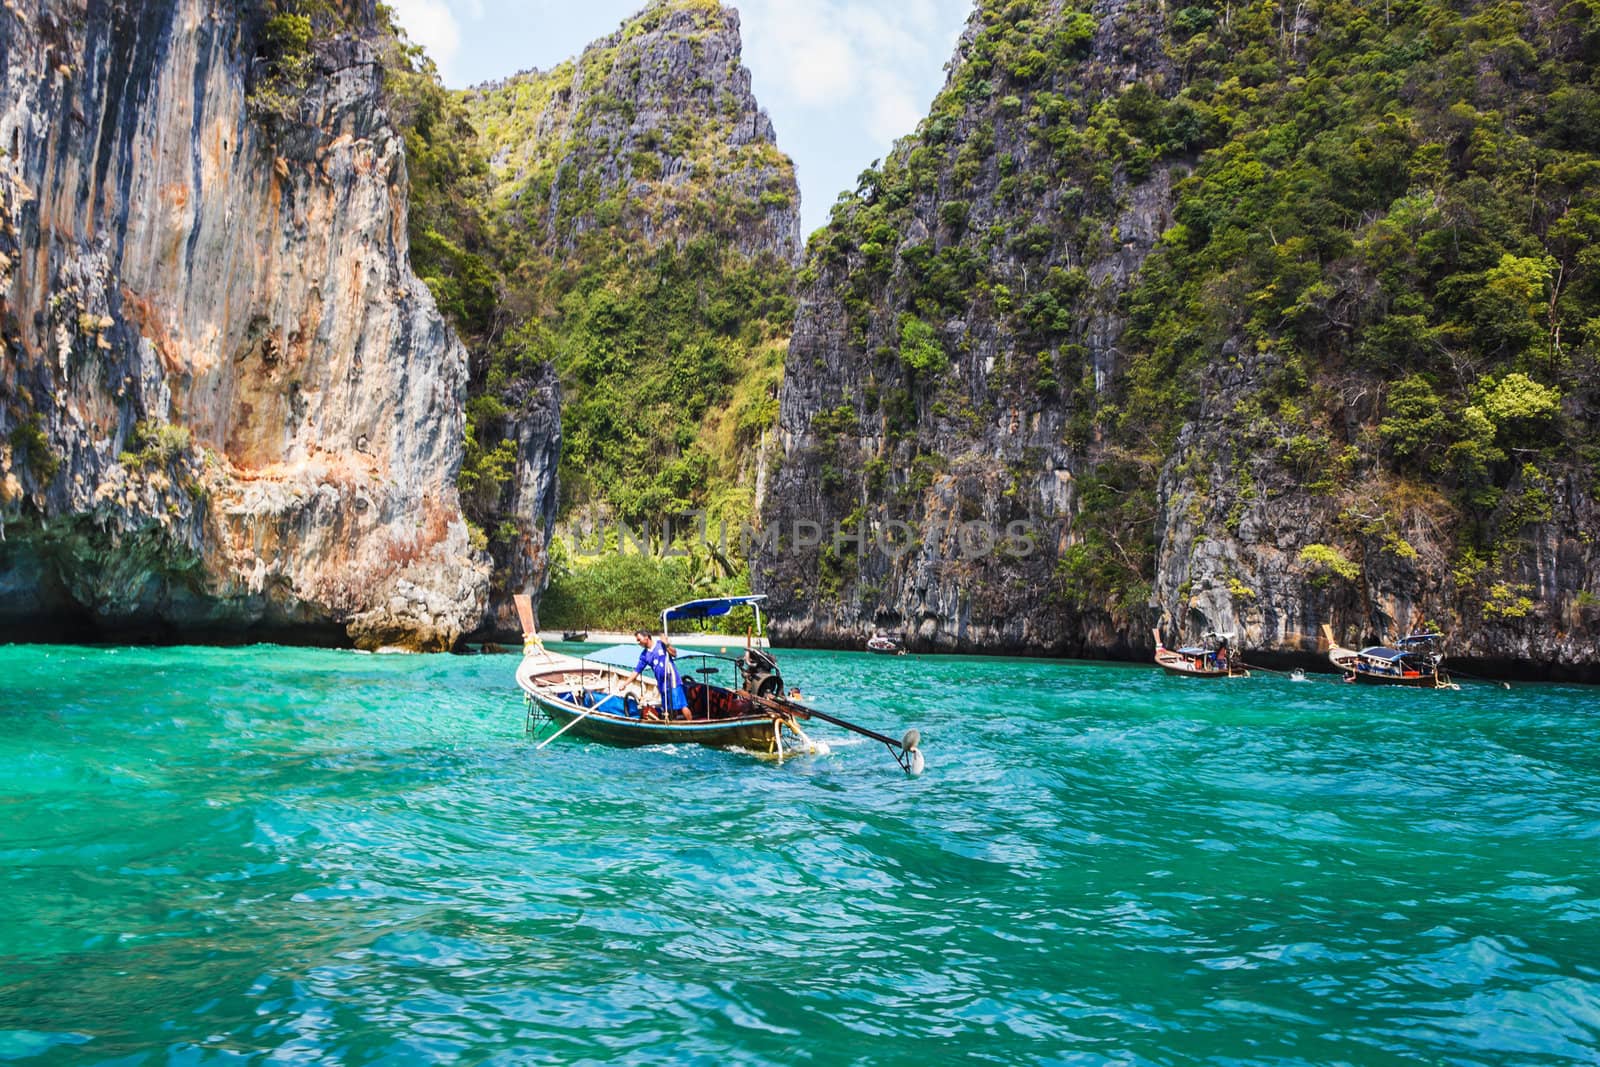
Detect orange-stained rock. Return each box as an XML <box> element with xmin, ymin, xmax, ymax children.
<box><xmin>0</xmin><ymin>0</ymin><xmax>506</xmax><ymax>650</ymax></box>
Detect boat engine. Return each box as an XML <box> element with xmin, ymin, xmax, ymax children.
<box><xmin>739</xmin><ymin>647</ymin><xmax>783</xmax><ymax>698</ymax></box>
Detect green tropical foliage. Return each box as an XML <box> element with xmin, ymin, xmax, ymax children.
<box><xmin>799</xmin><ymin>0</ymin><xmax>1598</xmax><ymax>621</ymax></box>
<box><xmin>245</xmin><ymin>1</ymin><xmax>359</xmax><ymax>128</ymax></box>
<box><xmin>1115</xmin><ymin>0</ymin><xmax>1596</xmax><ymax>604</ymax></box>
<box><xmin>377</xmin><ymin>0</ymin><xmax>798</xmax><ymax>612</ymax></box>
<box><xmin>537</xmin><ymin>536</ymin><xmax>752</xmax><ymax>632</ymax></box>
<box><xmin>372</xmin><ymin>0</ymin><xmax>1597</xmax><ymax>631</ymax></box>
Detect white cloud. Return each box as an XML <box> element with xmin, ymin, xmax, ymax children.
<box><xmin>742</xmin><ymin>0</ymin><xmax>859</xmax><ymax>107</ymax></box>
<box><xmin>863</xmin><ymin>69</ymin><xmax>925</xmax><ymax>146</ymax></box>
<box><xmin>739</xmin><ymin>0</ymin><xmax>967</xmax><ymax>133</ymax></box>
<box><xmin>388</xmin><ymin>0</ymin><xmax>464</xmax><ymax>80</ymax></box>
<box><xmin>730</xmin><ymin>0</ymin><xmax>971</xmax><ymax>234</ymax></box>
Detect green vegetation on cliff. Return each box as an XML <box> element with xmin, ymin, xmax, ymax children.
<box><xmin>1115</xmin><ymin>0</ymin><xmax>1598</xmax><ymax>614</ymax></box>
<box><xmin>460</xmin><ymin>0</ymin><xmax>797</xmax><ymax>533</ymax></box>
<box><xmin>502</xmin><ymin>244</ymin><xmax>791</xmax><ymax>523</ymax></box>
<box><xmin>786</xmin><ymin>0</ymin><xmax>1187</xmax><ymax>622</ymax></box>
<box><xmin>788</xmin><ymin>0</ymin><xmax>1598</xmax><ymax>634</ymax></box>
<box><xmin>378</xmin><ymin>23</ymin><xmax>502</xmax><ymax>342</ymax></box>
<box><xmin>379</xmin><ymin>0</ymin><xmax>798</xmax><ymax>618</ymax></box>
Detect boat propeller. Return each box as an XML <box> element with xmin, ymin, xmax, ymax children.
<box><xmin>770</xmin><ymin>698</ymin><xmax>925</xmax><ymax>775</ymax></box>
<box><xmin>900</xmin><ymin>729</ymin><xmax>925</xmax><ymax>776</ymax></box>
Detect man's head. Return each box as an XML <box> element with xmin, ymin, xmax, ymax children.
<box><xmin>634</xmin><ymin>630</ymin><xmax>653</xmax><ymax>648</ymax></box>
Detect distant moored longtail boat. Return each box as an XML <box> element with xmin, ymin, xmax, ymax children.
<box><xmin>1153</xmin><ymin>629</ymin><xmax>1248</xmax><ymax>678</ymax></box>
<box><xmin>866</xmin><ymin>632</ymin><xmax>906</xmax><ymax>655</ymax></box>
<box><xmin>1322</xmin><ymin>624</ymin><xmax>1458</xmax><ymax>689</ymax></box>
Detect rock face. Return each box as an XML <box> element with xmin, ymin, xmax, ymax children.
<box><xmin>474</xmin><ymin>359</ymin><xmax>562</xmax><ymax>639</ymax></box>
<box><xmin>760</xmin><ymin>0</ymin><xmax>1176</xmax><ymax>658</ymax></box>
<box><xmin>760</xmin><ymin>0</ymin><xmax>1600</xmax><ymax>678</ymax></box>
<box><xmin>466</xmin><ymin>0</ymin><xmax>800</xmax><ymax>265</ymax></box>
<box><xmin>1151</xmin><ymin>355</ymin><xmax>1600</xmax><ymax>679</ymax></box>
<box><xmin>452</xmin><ymin>0</ymin><xmax>801</xmax><ymax>639</ymax></box>
<box><xmin>0</xmin><ymin>0</ymin><xmax>490</xmax><ymax>649</ymax></box>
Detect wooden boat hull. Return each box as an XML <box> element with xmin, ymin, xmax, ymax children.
<box><xmin>1323</xmin><ymin>628</ymin><xmax>1451</xmax><ymax>688</ymax></box>
<box><xmin>1155</xmin><ymin>649</ymin><xmax>1247</xmax><ymax>678</ymax></box>
<box><xmin>1349</xmin><ymin>669</ymin><xmax>1447</xmax><ymax>688</ymax></box>
<box><xmin>517</xmin><ymin>648</ymin><xmax>795</xmax><ymax>753</ymax></box>
<box><xmin>1159</xmin><ymin>662</ymin><xmax>1246</xmax><ymax>678</ymax></box>
<box><xmin>1153</xmin><ymin>629</ymin><xmax>1246</xmax><ymax>678</ymax></box>
<box><xmin>531</xmin><ymin>692</ymin><xmax>785</xmax><ymax>750</ymax></box>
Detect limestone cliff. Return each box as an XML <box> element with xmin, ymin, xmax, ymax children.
<box><xmin>445</xmin><ymin>0</ymin><xmax>800</xmax><ymax>637</ymax></box>
<box><xmin>0</xmin><ymin>0</ymin><xmax>493</xmax><ymax>649</ymax></box>
<box><xmin>760</xmin><ymin>0</ymin><xmax>1600</xmax><ymax>678</ymax></box>
<box><xmin>760</xmin><ymin>0</ymin><xmax>1175</xmax><ymax>658</ymax></box>
<box><xmin>465</xmin><ymin>0</ymin><xmax>800</xmax><ymax>267</ymax></box>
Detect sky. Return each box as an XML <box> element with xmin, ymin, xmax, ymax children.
<box><xmin>385</xmin><ymin>0</ymin><xmax>974</xmax><ymax>238</ymax></box>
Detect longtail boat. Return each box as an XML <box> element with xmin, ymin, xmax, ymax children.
<box><xmin>1321</xmin><ymin>624</ymin><xmax>1457</xmax><ymax>689</ymax></box>
<box><xmin>512</xmin><ymin>595</ymin><xmax>925</xmax><ymax>773</ymax></box>
<box><xmin>1153</xmin><ymin>629</ymin><xmax>1248</xmax><ymax>678</ymax></box>
<box><xmin>866</xmin><ymin>632</ymin><xmax>906</xmax><ymax>655</ymax></box>
<box><xmin>516</xmin><ymin>646</ymin><xmax>804</xmax><ymax>751</ymax></box>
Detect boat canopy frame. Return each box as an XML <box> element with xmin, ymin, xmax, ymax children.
<box><xmin>660</xmin><ymin>595</ymin><xmax>767</xmax><ymax>643</ymax></box>
<box><xmin>1395</xmin><ymin>633</ymin><xmax>1445</xmax><ymax>656</ymax></box>
<box><xmin>1176</xmin><ymin>631</ymin><xmax>1235</xmax><ymax>657</ymax></box>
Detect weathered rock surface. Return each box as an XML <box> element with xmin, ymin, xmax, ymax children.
<box><xmin>453</xmin><ymin>0</ymin><xmax>799</xmax><ymax>641</ymax></box>
<box><xmin>759</xmin><ymin>0</ymin><xmax>1600</xmax><ymax>679</ymax></box>
<box><xmin>0</xmin><ymin>0</ymin><xmax>490</xmax><ymax>649</ymax></box>
<box><xmin>759</xmin><ymin>0</ymin><xmax>1175</xmax><ymax>658</ymax></box>
<box><xmin>475</xmin><ymin>359</ymin><xmax>562</xmax><ymax>639</ymax></box>
<box><xmin>465</xmin><ymin>0</ymin><xmax>800</xmax><ymax>265</ymax></box>
<box><xmin>1152</xmin><ymin>348</ymin><xmax>1600</xmax><ymax>680</ymax></box>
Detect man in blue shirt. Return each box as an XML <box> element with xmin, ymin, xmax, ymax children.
<box><xmin>623</xmin><ymin>629</ymin><xmax>690</xmax><ymax>720</ymax></box>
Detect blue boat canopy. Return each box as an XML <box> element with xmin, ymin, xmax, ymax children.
<box><xmin>584</xmin><ymin>644</ymin><xmax>647</xmax><ymax>671</ymax></box>
<box><xmin>662</xmin><ymin>595</ymin><xmax>767</xmax><ymax>622</ymax></box>
<box><xmin>1360</xmin><ymin>647</ymin><xmax>1407</xmax><ymax>661</ymax></box>
<box><xmin>1176</xmin><ymin>646</ymin><xmax>1210</xmax><ymax>657</ymax></box>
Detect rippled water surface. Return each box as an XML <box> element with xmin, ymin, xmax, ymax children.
<box><xmin>2</xmin><ymin>643</ymin><xmax>1598</xmax><ymax>1064</ymax></box>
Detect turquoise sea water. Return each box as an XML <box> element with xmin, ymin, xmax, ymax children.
<box><xmin>1</xmin><ymin>643</ymin><xmax>1597</xmax><ymax>1065</ymax></box>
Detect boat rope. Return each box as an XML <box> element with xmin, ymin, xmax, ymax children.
<box><xmin>1435</xmin><ymin>666</ymin><xmax>1509</xmax><ymax>690</ymax></box>
<box><xmin>535</xmin><ymin>690</ymin><xmax>614</xmax><ymax>750</ymax></box>
<box><xmin>1236</xmin><ymin>660</ymin><xmax>1297</xmax><ymax>677</ymax></box>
